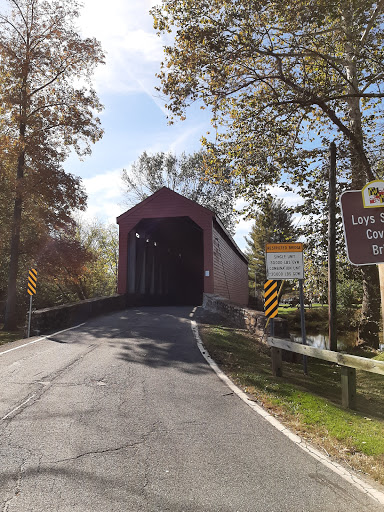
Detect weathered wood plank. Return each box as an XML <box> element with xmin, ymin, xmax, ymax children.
<box><xmin>267</xmin><ymin>337</ymin><xmax>384</xmax><ymax>376</ymax></box>
<box><xmin>341</xmin><ymin>367</ymin><xmax>356</xmax><ymax>409</ymax></box>
<box><xmin>271</xmin><ymin>347</ymin><xmax>282</xmax><ymax>377</ymax></box>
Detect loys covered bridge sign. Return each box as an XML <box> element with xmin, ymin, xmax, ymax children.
<box><xmin>340</xmin><ymin>180</ymin><xmax>384</xmax><ymax>265</ymax></box>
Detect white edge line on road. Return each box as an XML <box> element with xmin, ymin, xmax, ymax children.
<box><xmin>0</xmin><ymin>322</ymin><xmax>87</xmax><ymax>357</ymax></box>
<box><xmin>191</xmin><ymin>320</ymin><xmax>384</xmax><ymax>506</ymax></box>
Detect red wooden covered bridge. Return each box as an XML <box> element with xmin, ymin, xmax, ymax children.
<box><xmin>116</xmin><ymin>187</ymin><xmax>248</xmax><ymax>306</ymax></box>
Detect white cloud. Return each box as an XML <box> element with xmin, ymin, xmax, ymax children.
<box><xmin>83</xmin><ymin>169</ymin><xmax>120</xmax><ymax>195</ymax></box>
<box><xmin>233</xmin><ymin>217</ymin><xmax>253</xmax><ymax>252</ymax></box>
<box><xmin>79</xmin><ymin>0</ymin><xmax>166</xmax><ymax>96</ymax></box>
<box><xmin>268</xmin><ymin>185</ymin><xmax>304</xmax><ymax>208</ymax></box>
<box><xmin>82</xmin><ymin>168</ymin><xmax>126</xmax><ymax>224</ymax></box>
<box><xmin>166</xmin><ymin>122</ymin><xmax>209</xmax><ymax>154</ymax></box>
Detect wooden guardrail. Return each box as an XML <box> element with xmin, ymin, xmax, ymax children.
<box><xmin>267</xmin><ymin>337</ymin><xmax>384</xmax><ymax>410</ymax></box>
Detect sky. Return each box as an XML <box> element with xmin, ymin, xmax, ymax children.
<box><xmin>65</xmin><ymin>0</ymin><xmax>302</xmax><ymax>252</ymax></box>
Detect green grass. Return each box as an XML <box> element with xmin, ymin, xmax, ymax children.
<box><xmin>277</xmin><ymin>305</ymin><xmax>329</xmax><ymax>328</ymax></box>
<box><xmin>277</xmin><ymin>303</ymin><xmax>361</xmax><ymax>334</ymax></box>
<box><xmin>272</xmin><ymin>388</ymin><xmax>384</xmax><ymax>456</ymax></box>
<box><xmin>0</xmin><ymin>324</ymin><xmax>24</xmax><ymax>346</ymax></box>
<box><xmin>277</xmin><ymin>306</ymin><xmax>298</xmax><ymax>314</ymax></box>
<box><xmin>199</xmin><ymin>324</ymin><xmax>384</xmax><ymax>483</ymax></box>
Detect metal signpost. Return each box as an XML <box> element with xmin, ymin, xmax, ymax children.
<box><xmin>27</xmin><ymin>268</ymin><xmax>37</xmax><ymax>338</ymax></box>
<box><xmin>265</xmin><ymin>243</ymin><xmax>307</xmax><ymax>374</ymax></box>
<box><xmin>264</xmin><ymin>279</ymin><xmax>280</xmax><ymax>376</ymax></box>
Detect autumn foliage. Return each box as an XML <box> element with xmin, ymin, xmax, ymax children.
<box><xmin>0</xmin><ymin>0</ymin><xmax>104</xmax><ymax>329</ymax></box>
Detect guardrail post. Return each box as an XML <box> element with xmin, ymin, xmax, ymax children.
<box><xmin>271</xmin><ymin>347</ymin><xmax>283</xmax><ymax>377</ymax></box>
<box><xmin>341</xmin><ymin>367</ymin><xmax>356</xmax><ymax>409</ymax></box>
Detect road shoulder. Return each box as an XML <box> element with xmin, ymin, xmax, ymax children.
<box><xmin>191</xmin><ymin>315</ymin><xmax>384</xmax><ymax>507</ymax></box>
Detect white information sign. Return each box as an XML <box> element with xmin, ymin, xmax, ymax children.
<box><xmin>265</xmin><ymin>243</ymin><xmax>304</xmax><ymax>280</ymax></box>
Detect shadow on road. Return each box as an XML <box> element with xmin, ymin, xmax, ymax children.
<box><xmin>47</xmin><ymin>306</ymin><xmax>211</xmax><ymax>376</ymax></box>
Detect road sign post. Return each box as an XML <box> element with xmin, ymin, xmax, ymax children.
<box><xmin>264</xmin><ymin>279</ymin><xmax>284</xmax><ymax>376</ymax></box>
<box><xmin>299</xmin><ymin>279</ymin><xmax>308</xmax><ymax>375</ymax></box>
<box><xmin>328</xmin><ymin>142</ymin><xmax>337</xmax><ymax>351</ymax></box>
<box><xmin>265</xmin><ymin>243</ymin><xmax>307</xmax><ymax>374</ymax></box>
<box><xmin>27</xmin><ymin>268</ymin><xmax>37</xmax><ymax>338</ymax></box>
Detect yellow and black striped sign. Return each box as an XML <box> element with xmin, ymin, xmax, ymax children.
<box><xmin>27</xmin><ymin>268</ymin><xmax>37</xmax><ymax>296</ymax></box>
<box><xmin>264</xmin><ymin>279</ymin><xmax>278</xmax><ymax>318</ymax></box>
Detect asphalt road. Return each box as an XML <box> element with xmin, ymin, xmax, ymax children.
<box><xmin>0</xmin><ymin>306</ymin><xmax>382</xmax><ymax>511</ymax></box>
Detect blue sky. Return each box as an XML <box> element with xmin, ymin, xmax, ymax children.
<box><xmin>65</xmin><ymin>0</ymin><xmax>301</xmax><ymax>251</ymax></box>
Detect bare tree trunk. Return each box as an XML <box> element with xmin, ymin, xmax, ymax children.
<box><xmin>378</xmin><ymin>264</ymin><xmax>384</xmax><ymax>334</ymax></box>
<box><xmin>342</xmin><ymin>5</ymin><xmax>380</xmax><ymax>347</ymax></box>
<box><xmin>3</xmin><ymin>45</ymin><xmax>28</xmax><ymax>330</ymax></box>
<box><xmin>359</xmin><ymin>265</ymin><xmax>380</xmax><ymax>349</ymax></box>
<box><xmin>343</xmin><ymin>11</ymin><xmax>370</xmax><ymax>188</ymax></box>
<box><xmin>3</xmin><ymin>149</ymin><xmax>25</xmax><ymax>331</ymax></box>
<box><xmin>3</xmin><ymin>197</ymin><xmax>23</xmax><ymax>330</ymax></box>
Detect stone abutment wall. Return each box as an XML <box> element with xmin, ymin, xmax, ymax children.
<box><xmin>25</xmin><ymin>294</ymin><xmax>127</xmax><ymax>337</ymax></box>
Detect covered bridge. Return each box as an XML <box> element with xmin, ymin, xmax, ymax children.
<box><xmin>116</xmin><ymin>187</ymin><xmax>248</xmax><ymax>306</ymax></box>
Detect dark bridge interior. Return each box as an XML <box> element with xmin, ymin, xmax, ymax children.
<box><xmin>126</xmin><ymin>217</ymin><xmax>204</xmax><ymax>305</ymax></box>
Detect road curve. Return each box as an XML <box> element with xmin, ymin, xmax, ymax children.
<box><xmin>0</xmin><ymin>306</ymin><xmax>382</xmax><ymax>511</ymax></box>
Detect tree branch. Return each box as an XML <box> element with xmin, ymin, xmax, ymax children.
<box><xmin>360</xmin><ymin>0</ymin><xmax>384</xmax><ymax>46</ymax></box>
<box><xmin>27</xmin><ymin>101</ymin><xmax>70</xmax><ymax>119</ymax></box>
<box><xmin>9</xmin><ymin>0</ymin><xmax>29</xmax><ymax>33</ymax></box>
<box><xmin>28</xmin><ymin>65</ymin><xmax>69</xmax><ymax>98</ymax></box>
<box><xmin>273</xmin><ymin>53</ymin><xmax>374</xmax><ymax>180</ymax></box>
<box><xmin>0</xmin><ymin>15</ymin><xmax>27</xmax><ymax>45</ymax></box>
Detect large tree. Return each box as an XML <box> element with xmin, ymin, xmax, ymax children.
<box><xmin>122</xmin><ymin>150</ymin><xmax>237</xmax><ymax>234</ymax></box>
<box><xmin>151</xmin><ymin>0</ymin><xmax>384</xmax><ymax>347</ymax></box>
<box><xmin>0</xmin><ymin>0</ymin><xmax>104</xmax><ymax>329</ymax></box>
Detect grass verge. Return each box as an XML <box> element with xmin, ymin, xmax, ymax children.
<box><xmin>0</xmin><ymin>324</ymin><xmax>24</xmax><ymax>346</ymax></box>
<box><xmin>199</xmin><ymin>323</ymin><xmax>384</xmax><ymax>486</ymax></box>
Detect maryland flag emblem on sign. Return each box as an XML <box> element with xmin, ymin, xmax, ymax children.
<box><xmin>362</xmin><ymin>180</ymin><xmax>384</xmax><ymax>208</ymax></box>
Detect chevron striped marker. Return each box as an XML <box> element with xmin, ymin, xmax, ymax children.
<box><xmin>27</xmin><ymin>268</ymin><xmax>37</xmax><ymax>296</ymax></box>
<box><xmin>27</xmin><ymin>268</ymin><xmax>37</xmax><ymax>338</ymax></box>
<box><xmin>264</xmin><ymin>279</ymin><xmax>278</xmax><ymax>318</ymax></box>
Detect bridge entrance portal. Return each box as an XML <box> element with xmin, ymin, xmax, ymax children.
<box><xmin>126</xmin><ymin>216</ymin><xmax>204</xmax><ymax>305</ymax></box>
